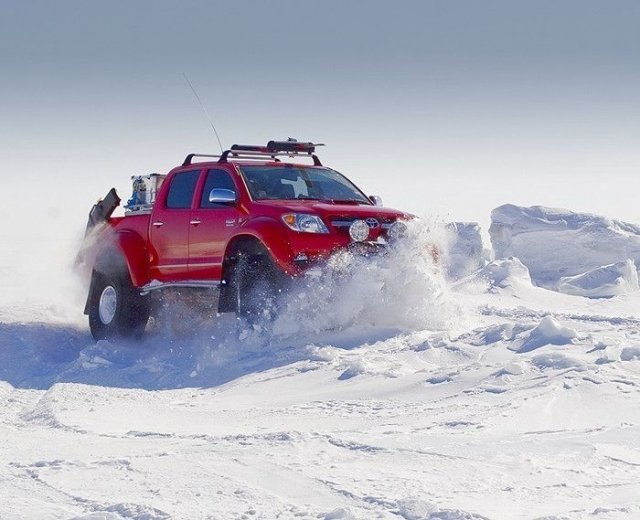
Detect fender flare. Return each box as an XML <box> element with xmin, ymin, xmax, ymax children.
<box><xmin>84</xmin><ymin>230</ymin><xmax>149</xmax><ymax>315</ymax></box>
<box><xmin>112</xmin><ymin>230</ymin><xmax>150</xmax><ymax>287</ymax></box>
<box><xmin>218</xmin><ymin>217</ymin><xmax>293</xmax><ymax>313</ymax></box>
<box><xmin>226</xmin><ymin>217</ymin><xmax>293</xmax><ymax>274</ymax></box>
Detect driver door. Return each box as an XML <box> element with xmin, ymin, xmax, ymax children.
<box><xmin>188</xmin><ymin>168</ymin><xmax>241</xmax><ymax>281</ymax></box>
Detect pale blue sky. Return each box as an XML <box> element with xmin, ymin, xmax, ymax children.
<box><xmin>1</xmin><ymin>0</ymin><xmax>639</xmax><ymax>229</ymax></box>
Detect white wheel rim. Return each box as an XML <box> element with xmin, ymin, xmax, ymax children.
<box><xmin>98</xmin><ymin>286</ymin><xmax>117</xmax><ymax>325</ymax></box>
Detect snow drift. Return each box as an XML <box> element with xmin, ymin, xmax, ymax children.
<box><xmin>490</xmin><ymin>204</ymin><xmax>640</xmax><ymax>291</ymax></box>
<box><xmin>455</xmin><ymin>257</ymin><xmax>533</xmax><ymax>295</ymax></box>
<box><xmin>475</xmin><ymin>257</ymin><xmax>532</xmax><ymax>290</ymax></box>
<box><xmin>558</xmin><ymin>259</ymin><xmax>639</xmax><ymax>298</ymax></box>
<box><xmin>513</xmin><ymin>316</ymin><xmax>578</xmax><ymax>353</ymax></box>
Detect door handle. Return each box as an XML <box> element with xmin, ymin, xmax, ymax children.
<box><xmin>190</xmin><ymin>219</ymin><xmax>201</xmax><ymax>226</ymax></box>
<box><xmin>152</xmin><ymin>221</ymin><xmax>164</xmax><ymax>227</ymax></box>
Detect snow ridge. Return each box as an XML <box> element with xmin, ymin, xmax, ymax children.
<box><xmin>490</xmin><ymin>203</ymin><xmax>640</xmax><ymax>289</ymax></box>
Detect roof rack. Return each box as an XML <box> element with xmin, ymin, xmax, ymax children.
<box><xmin>182</xmin><ymin>139</ymin><xmax>324</xmax><ymax>166</ymax></box>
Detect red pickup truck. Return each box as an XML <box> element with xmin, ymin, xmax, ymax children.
<box><xmin>79</xmin><ymin>140</ymin><xmax>409</xmax><ymax>340</ymax></box>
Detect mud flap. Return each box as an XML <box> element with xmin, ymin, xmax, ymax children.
<box><xmin>83</xmin><ymin>271</ymin><xmax>99</xmax><ymax>315</ymax></box>
<box><xmin>84</xmin><ymin>251</ymin><xmax>128</xmax><ymax>315</ymax></box>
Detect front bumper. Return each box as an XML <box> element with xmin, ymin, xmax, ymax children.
<box><xmin>290</xmin><ymin>238</ymin><xmax>390</xmax><ymax>277</ymax></box>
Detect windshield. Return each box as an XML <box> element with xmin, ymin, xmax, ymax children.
<box><xmin>239</xmin><ymin>166</ymin><xmax>371</xmax><ymax>204</ymax></box>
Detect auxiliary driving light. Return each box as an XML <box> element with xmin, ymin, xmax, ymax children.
<box><xmin>387</xmin><ymin>221</ymin><xmax>408</xmax><ymax>241</ymax></box>
<box><xmin>349</xmin><ymin>219</ymin><xmax>370</xmax><ymax>242</ymax></box>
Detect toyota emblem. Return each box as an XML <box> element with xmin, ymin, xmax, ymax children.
<box><xmin>365</xmin><ymin>218</ymin><xmax>380</xmax><ymax>229</ymax></box>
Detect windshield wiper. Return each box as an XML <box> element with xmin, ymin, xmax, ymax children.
<box><xmin>325</xmin><ymin>199</ymin><xmax>367</xmax><ymax>205</ymax></box>
<box><xmin>284</xmin><ymin>196</ymin><xmax>368</xmax><ymax>204</ymax></box>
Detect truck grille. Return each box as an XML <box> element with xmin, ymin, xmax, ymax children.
<box><xmin>329</xmin><ymin>216</ymin><xmax>395</xmax><ymax>230</ymax></box>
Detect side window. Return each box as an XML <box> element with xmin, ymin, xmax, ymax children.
<box><xmin>200</xmin><ymin>168</ymin><xmax>237</xmax><ymax>208</ymax></box>
<box><xmin>166</xmin><ymin>170</ymin><xmax>200</xmax><ymax>209</ymax></box>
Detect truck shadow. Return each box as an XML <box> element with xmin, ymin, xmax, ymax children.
<box><xmin>0</xmin><ymin>320</ymin><xmax>403</xmax><ymax>391</ymax></box>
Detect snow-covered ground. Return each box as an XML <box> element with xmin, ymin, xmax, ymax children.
<box><xmin>2</xmin><ymin>208</ymin><xmax>640</xmax><ymax>519</ymax></box>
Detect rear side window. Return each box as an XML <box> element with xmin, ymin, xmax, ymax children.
<box><xmin>166</xmin><ymin>170</ymin><xmax>200</xmax><ymax>209</ymax></box>
<box><xmin>200</xmin><ymin>169</ymin><xmax>237</xmax><ymax>208</ymax></box>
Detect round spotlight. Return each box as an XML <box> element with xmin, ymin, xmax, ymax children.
<box><xmin>387</xmin><ymin>221</ymin><xmax>408</xmax><ymax>241</ymax></box>
<box><xmin>349</xmin><ymin>219</ymin><xmax>370</xmax><ymax>242</ymax></box>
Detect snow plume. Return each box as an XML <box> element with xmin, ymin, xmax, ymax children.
<box><xmin>445</xmin><ymin>221</ymin><xmax>485</xmax><ymax>280</ymax></box>
<box><xmin>273</xmin><ymin>219</ymin><xmax>462</xmax><ymax>336</ymax></box>
<box><xmin>0</xmin><ymin>223</ymin><xmax>86</xmax><ymax>326</ymax></box>
<box><xmin>95</xmin><ymin>219</ymin><xmax>464</xmax><ymax>388</ymax></box>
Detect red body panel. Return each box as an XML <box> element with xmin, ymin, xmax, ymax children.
<box><xmin>89</xmin><ymin>159</ymin><xmax>408</xmax><ymax>288</ymax></box>
<box><xmin>148</xmin><ymin>207</ymin><xmax>192</xmax><ymax>282</ymax></box>
<box><xmin>188</xmin><ymin>166</ymin><xmax>245</xmax><ymax>279</ymax></box>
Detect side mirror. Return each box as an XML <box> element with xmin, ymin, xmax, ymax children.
<box><xmin>209</xmin><ymin>188</ymin><xmax>237</xmax><ymax>204</ymax></box>
<box><xmin>370</xmin><ymin>195</ymin><xmax>383</xmax><ymax>207</ymax></box>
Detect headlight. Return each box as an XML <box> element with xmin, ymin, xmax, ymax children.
<box><xmin>281</xmin><ymin>213</ymin><xmax>329</xmax><ymax>234</ymax></box>
<box><xmin>387</xmin><ymin>220</ymin><xmax>408</xmax><ymax>241</ymax></box>
<box><xmin>349</xmin><ymin>219</ymin><xmax>370</xmax><ymax>242</ymax></box>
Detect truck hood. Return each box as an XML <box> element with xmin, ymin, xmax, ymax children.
<box><xmin>253</xmin><ymin>200</ymin><xmax>410</xmax><ymax>221</ymax></box>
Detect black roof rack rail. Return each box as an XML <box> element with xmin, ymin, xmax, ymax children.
<box><xmin>182</xmin><ymin>153</ymin><xmax>219</xmax><ymax>166</ymax></box>
<box><xmin>183</xmin><ymin>140</ymin><xmax>324</xmax><ymax>167</ymax></box>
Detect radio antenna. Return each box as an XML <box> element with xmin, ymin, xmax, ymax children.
<box><xmin>182</xmin><ymin>72</ymin><xmax>224</xmax><ymax>154</ymax></box>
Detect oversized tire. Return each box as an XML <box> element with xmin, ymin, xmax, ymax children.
<box><xmin>88</xmin><ymin>269</ymin><xmax>149</xmax><ymax>341</ymax></box>
<box><xmin>234</xmin><ymin>253</ymin><xmax>283</xmax><ymax>324</ymax></box>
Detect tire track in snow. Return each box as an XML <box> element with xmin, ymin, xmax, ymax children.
<box><xmin>8</xmin><ymin>458</ymin><xmax>171</xmax><ymax>520</ymax></box>
<box><xmin>480</xmin><ymin>305</ymin><xmax>640</xmax><ymax>327</ymax></box>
